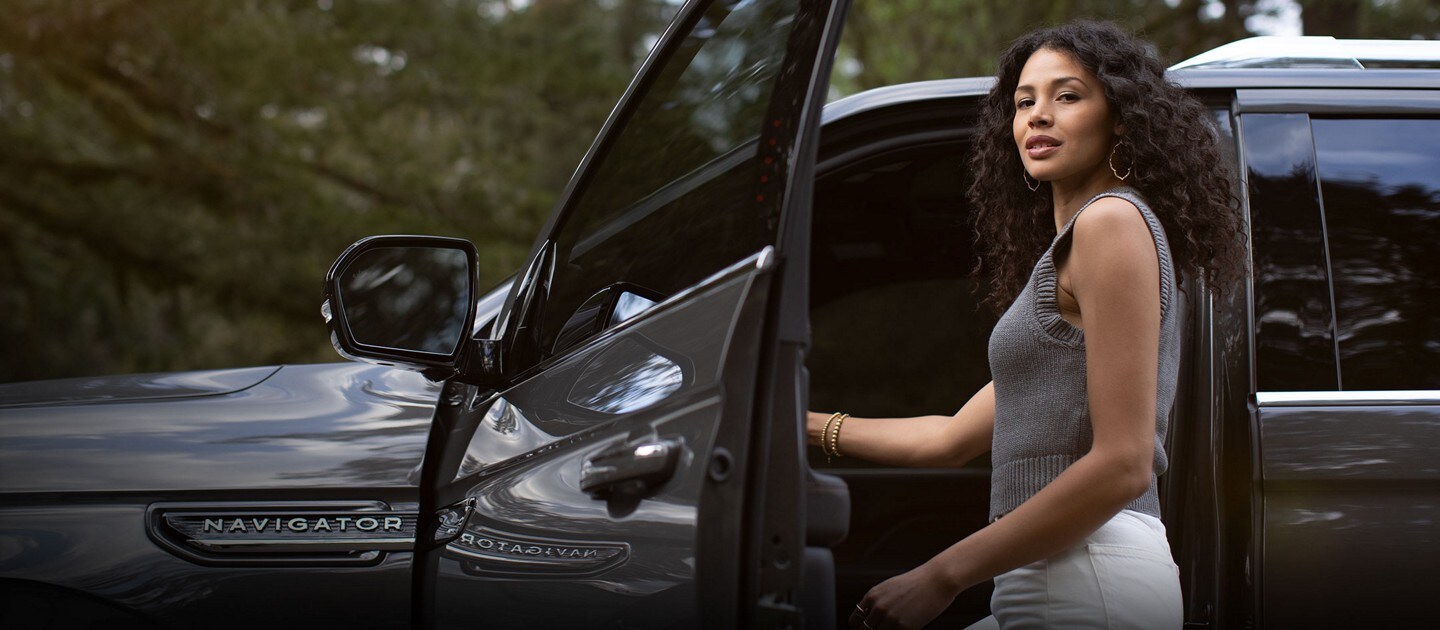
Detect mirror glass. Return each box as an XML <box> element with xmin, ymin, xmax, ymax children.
<box><xmin>611</xmin><ymin>290</ymin><xmax>657</xmax><ymax>326</ymax></box>
<box><xmin>339</xmin><ymin>246</ymin><xmax>471</xmax><ymax>354</ymax></box>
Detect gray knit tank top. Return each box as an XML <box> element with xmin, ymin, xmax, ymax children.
<box><xmin>986</xmin><ymin>187</ymin><xmax>1180</xmax><ymax>522</ymax></box>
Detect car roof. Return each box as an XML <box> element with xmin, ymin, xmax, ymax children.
<box><xmin>824</xmin><ymin>71</ymin><xmax>1440</xmax><ymax>125</ymax></box>
<box><xmin>1170</xmin><ymin>36</ymin><xmax>1440</xmax><ymax>70</ymax></box>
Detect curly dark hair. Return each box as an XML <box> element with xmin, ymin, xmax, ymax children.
<box><xmin>967</xmin><ymin>20</ymin><xmax>1246</xmax><ymax>315</ymax></box>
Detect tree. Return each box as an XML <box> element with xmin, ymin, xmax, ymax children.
<box><xmin>0</xmin><ymin>0</ymin><xmax>674</xmax><ymax>381</ymax></box>
<box><xmin>1298</xmin><ymin>0</ymin><xmax>1440</xmax><ymax>39</ymax></box>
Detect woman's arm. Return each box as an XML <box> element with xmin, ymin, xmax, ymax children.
<box><xmin>854</xmin><ymin>198</ymin><xmax>1163</xmax><ymax>628</ymax></box>
<box><xmin>807</xmin><ymin>381</ymin><xmax>995</xmax><ymax>468</ymax></box>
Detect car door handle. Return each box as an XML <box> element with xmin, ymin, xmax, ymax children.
<box><xmin>580</xmin><ymin>437</ymin><xmax>683</xmax><ymax>500</ymax></box>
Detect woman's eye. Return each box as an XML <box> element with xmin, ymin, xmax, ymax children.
<box><xmin>1016</xmin><ymin>98</ymin><xmax>1034</xmax><ymax>109</ymax></box>
<box><xmin>1058</xmin><ymin>92</ymin><xmax>1080</xmax><ymax>102</ymax></box>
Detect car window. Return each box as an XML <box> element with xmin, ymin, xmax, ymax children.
<box><xmin>1242</xmin><ymin>113</ymin><xmax>1339</xmax><ymax>392</ymax></box>
<box><xmin>1312</xmin><ymin>118</ymin><xmax>1440</xmax><ymax>391</ymax></box>
<box><xmin>534</xmin><ymin>0</ymin><xmax>801</xmax><ymax>362</ymax></box>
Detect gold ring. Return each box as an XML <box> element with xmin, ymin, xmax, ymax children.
<box><xmin>854</xmin><ymin>604</ymin><xmax>868</xmax><ymax>614</ymax></box>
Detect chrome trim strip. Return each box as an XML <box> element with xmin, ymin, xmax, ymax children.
<box><xmin>1257</xmin><ymin>391</ymin><xmax>1440</xmax><ymax>406</ymax></box>
<box><xmin>1236</xmin><ymin>88</ymin><xmax>1440</xmax><ymax>113</ymax></box>
<box><xmin>189</xmin><ymin>538</ymin><xmax>415</xmax><ymax>553</ymax></box>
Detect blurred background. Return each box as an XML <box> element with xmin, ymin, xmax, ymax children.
<box><xmin>2</xmin><ymin>0</ymin><xmax>1436</xmax><ymax>383</ymax></box>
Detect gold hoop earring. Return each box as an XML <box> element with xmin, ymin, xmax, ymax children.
<box><xmin>1109</xmin><ymin>140</ymin><xmax>1132</xmax><ymax>181</ymax></box>
<box><xmin>1023</xmin><ymin>171</ymin><xmax>1040</xmax><ymax>192</ymax></box>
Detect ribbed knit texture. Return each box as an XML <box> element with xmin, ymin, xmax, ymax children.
<box><xmin>986</xmin><ymin>187</ymin><xmax>1180</xmax><ymax>522</ymax></box>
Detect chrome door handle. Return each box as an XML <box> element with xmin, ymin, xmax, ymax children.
<box><xmin>580</xmin><ymin>437</ymin><xmax>683</xmax><ymax>500</ymax></box>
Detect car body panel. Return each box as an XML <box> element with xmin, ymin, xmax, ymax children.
<box><xmin>0</xmin><ymin>503</ymin><xmax>415</xmax><ymax>627</ymax></box>
<box><xmin>0</xmin><ymin>363</ymin><xmax>438</xmax><ymax>627</ymax></box>
<box><xmin>0</xmin><ymin>363</ymin><xmax>439</xmax><ymax>493</ymax></box>
<box><xmin>0</xmin><ymin>366</ymin><xmax>280</xmax><ymax>408</ymax></box>
<box><xmin>1258</xmin><ymin>402</ymin><xmax>1440</xmax><ymax>628</ymax></box>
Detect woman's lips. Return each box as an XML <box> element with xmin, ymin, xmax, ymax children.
<box><xmin>1026</xmin><ymin>144</ymin><xmax>1059</xmax><ymax>158</ymax></box>
<box><xmin>1025</xmin><ymin>135</ymin><xmax>1060</xmax><ymax>159</ymax></box>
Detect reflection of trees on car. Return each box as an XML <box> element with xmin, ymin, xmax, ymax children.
<box><xmin>1313</xmin><ymin>118</ymin><xmax>1440</xmax><ymax>390</ymax></box>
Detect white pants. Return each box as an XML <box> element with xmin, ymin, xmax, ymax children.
<box><xmin>963</xmin><ymin>510</ymin><xmax>1182</xmax><ymax>629</ymax></box>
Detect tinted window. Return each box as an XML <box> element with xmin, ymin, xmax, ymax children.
<box><xmin>1313</xmin><ymin>118</ymin><xmax>1440</xmax><ymax>391</ymax></box>
<box><xmin>1242</xmin><ymin>114</ymin><xmax>1338</xmax><ymax>391</ymax></box>
<box><xmin>536</xmin><ymin>0</ymin><xmax>802</xmax><ymax>360</ymax></box>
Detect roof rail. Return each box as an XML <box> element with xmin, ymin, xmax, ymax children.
<box><xmin>1170</xmin><ymin>36</ymin><xmax>1440</xmax><ymax>71</ymax></box>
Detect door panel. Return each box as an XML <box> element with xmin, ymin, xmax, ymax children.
<box><xmin>433</xmin><ymin>251</ymin><xmax>775</xmax><ymax>628</ymax></box>
<box><xmin>1258</xmin><ymin>400</ymin><xmax>1440</xmax><ymax>628</ymax></box>
<box><xmin>424</xmin><ymin>0</ymin><xmax>851</xmax><ymax>624</ymax></box>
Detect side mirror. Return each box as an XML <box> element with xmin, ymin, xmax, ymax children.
<box><xmin>552</xmin><ymin>282</ymin><xmax>661</xmax><ymax>356</ymax></box>
<box><xmin>323</xmin><ymin>235</ymin><xmax>504</xmax><ymax>386</ymax></box>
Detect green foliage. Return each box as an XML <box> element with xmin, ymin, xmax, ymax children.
<box><xmin>1</xmin><ymin>0</ymin><xmax>1436</xmax><ymax>382</ymax></box>
<box><xmin>0</xmin><ymin>0</ymin><xmax>673</xmax><ymax>381</ymax></box>
<box><xmin>1297</xmin><ymin>0</ymin><xmax>1440</xmax><ymax>39</ymax></box>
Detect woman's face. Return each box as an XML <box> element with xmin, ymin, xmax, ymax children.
<box><xmin>1011</xmin><ymin>47</ymin><xmax>1120</xmax><ymax>186</ymax></box>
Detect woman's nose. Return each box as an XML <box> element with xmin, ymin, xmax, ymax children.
<box><xmin>1028</xmin><ymin>106</ymin><xmax>1051</xmax><ymax>128</ymax></box>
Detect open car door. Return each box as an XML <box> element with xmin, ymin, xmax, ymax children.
<box><xmin>418</xmin><ymin>1</ymin><xmax>851</xmax><ymax>627</ymax></box>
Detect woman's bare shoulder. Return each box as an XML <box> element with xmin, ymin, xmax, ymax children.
<box><xmin>1069</xmin><ymin>196</ymin><xmax>1160</xmax><ymax>295</ymax></box>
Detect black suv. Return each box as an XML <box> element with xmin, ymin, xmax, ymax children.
<box><xmin>2</xmin><ymin>1</ymin><xmax>1437</xmax><ymax>628</ymax></box>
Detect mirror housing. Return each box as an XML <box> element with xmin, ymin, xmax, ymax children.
<box><xmin>323</xmin><ymin>235</ymin><xmax>505</xmax><ymax>387</ymax></box>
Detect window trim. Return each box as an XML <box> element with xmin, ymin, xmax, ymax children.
<box><xmin>1257</xmin><ymin>391</ymin><xmax>1440</xmax><ymax>407</ymax></box>
<box><xmin>1236</xmin><ymin>88</ymin><xmax>1440</xmax><ymax>114</ymax></box>
<box><xmin>1304</xmin><ymin>114</ymin><xmax>1343</xmax><ymax>390</ymax></box>
<box><xmin>1236</xmin><ymin>112</ymin><xmax>1339</xmax><ymax>393</ymax></box>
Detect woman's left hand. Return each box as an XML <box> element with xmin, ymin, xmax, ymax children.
<box><xmin>850</xmin><ymin>563</ymin><xmax>958</xmax><ymax>630</ymax></box>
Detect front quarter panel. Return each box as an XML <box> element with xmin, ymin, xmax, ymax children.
<box><xmin>0</xmin><ymin>363</ymin><xmax>439</xmax><ymax>627</ymax></box>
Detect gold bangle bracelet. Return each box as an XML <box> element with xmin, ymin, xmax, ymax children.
<box><xmin>821</xmin><ymin>412</ymin><xmax>839</xmax><ymax>459</ymax></box>
<box><xmin>822</xmin><ymin>412</ymin><xmax>843</xmax><ymax>463</ymax></box>
<box><xmin>831</xmin><ymin>413</ymin><xmax>849</xmax><ymax>458</ymax></box>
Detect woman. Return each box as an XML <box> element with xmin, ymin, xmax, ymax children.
<box><xmin>809</xmin><ymin>21</ymin><xmax>1245</xmax><ymax>629</ymax></box>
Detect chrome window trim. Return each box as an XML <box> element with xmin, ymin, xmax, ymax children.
<box><xmin>1256</xmin><ymin>390</ymin><xmax>1440</xmax><ymax>407</ymax></box>
<box><xmin>1236</xmin><ymin>88</ymin><xmax>1440</xmax><ymax>114</ymax></box>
